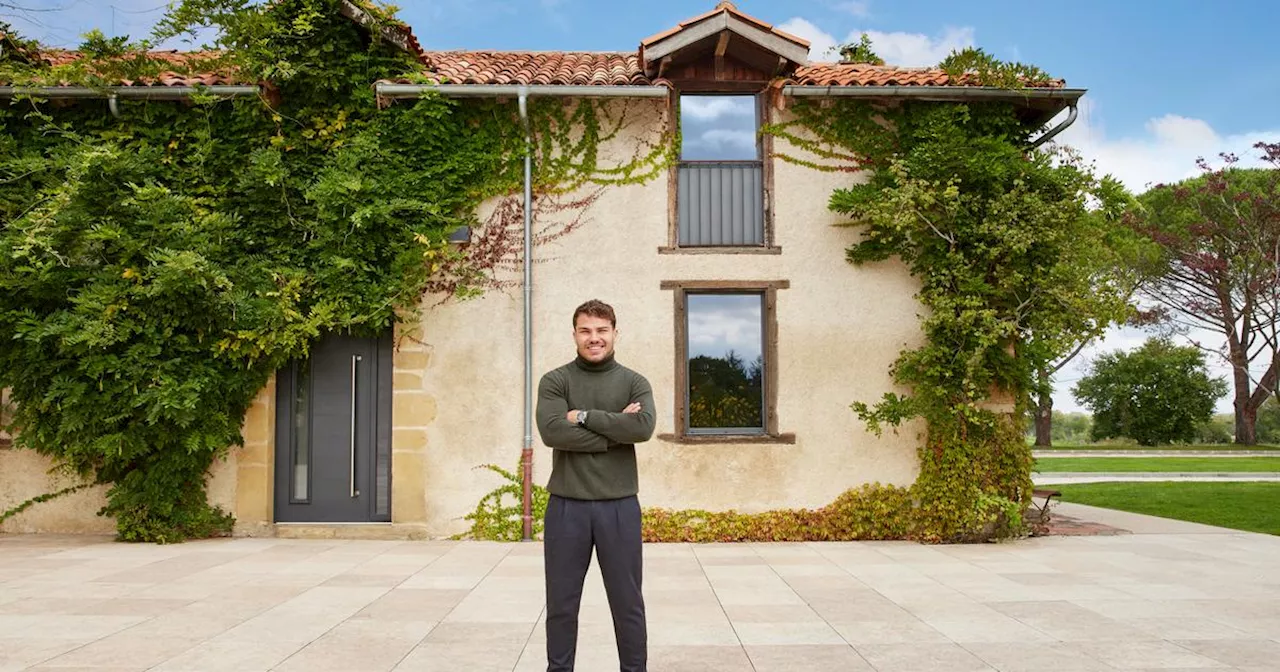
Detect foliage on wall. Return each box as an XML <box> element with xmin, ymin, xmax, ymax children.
<box><xmin>448</xmin><ymin>47</ymin><xmax>1136</xmax><ymax>544</ymax></box>
<box><xmin>4</xmin><ymin>5</ymin><xmax>1132</xmax><ymax>545</ymax></box>
<box><xmin>751</xmin><ymin>49</ymin><xmax>1134</xmax><ymax>542</ymax></box>
<box><xmin>0</xmin><ymin>0</ymin><xmax>675</xmax><ymax>542</ymax></box>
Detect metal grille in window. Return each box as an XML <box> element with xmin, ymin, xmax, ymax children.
<box><xmin>678</xmin><ymin>162</ymin><xmax>764</xmax><ymax>246</ymax></box>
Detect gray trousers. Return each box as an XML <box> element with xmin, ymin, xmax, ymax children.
<box><xmin>544</xmin><ymin>494</ymin><xmax>646</xmax><ymax>672</ymax></box>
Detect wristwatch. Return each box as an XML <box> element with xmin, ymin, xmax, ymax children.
<box><xmin>576</xmin><ymin>410</ymin><xmax>588</xmax><ymax>426</ymax></box>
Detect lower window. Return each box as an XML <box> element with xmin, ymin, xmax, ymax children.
<box><xmin>686</xmin><ymin>293</ymin><xmax>765</xmax><ymax>434</ymax></box>
<box><xmin>660</xmin><ymin>280</ymin><xmax>793</xmax><ymax>443</ymax></box>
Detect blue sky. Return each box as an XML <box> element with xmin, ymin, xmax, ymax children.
<box><xmin>9</xmin><ymin>0</ymin><xmax>1280</xmax><ymax>413</ymax></box>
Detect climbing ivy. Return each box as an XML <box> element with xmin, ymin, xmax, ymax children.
<box><xmin>4</xmin><ymin>6</ymin><xmax>1125</xmax><ymax>546</ymax></box>
<box><xmin>447</xmin><ymin>47</ymin><xmax>1131</xmax><ymax>545</ymax></box>
<box><xmin>754</xmin><ymin>50</ymin><xmax>1132</xmax><ymax>542</ymax></box>
<box><xmin>0</xmin><ymin>0</ymin><xmax>675</xmax><ymax>542</ymax></box>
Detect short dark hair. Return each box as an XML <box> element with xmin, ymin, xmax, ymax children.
<box><xmin>573</xmin><ymin>299</ymin><xmax>616</xmax><ymax>329</ymax></box>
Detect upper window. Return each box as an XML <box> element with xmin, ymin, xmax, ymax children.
<box><xmin>679</xmin><ymin>95</ymin><xmax>759</xmax><ymax>161</ymax></box>
<box><xmin>675</xmin><ymin>94</ymin><xmax>765</xmax><ymax>247</ymax></box>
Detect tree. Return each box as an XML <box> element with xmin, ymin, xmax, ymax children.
<box><xmin>1195</xmin><ymin>413</ymin><xmax>1234</xmax><ymax>444</ymax></box>
<box><xmin>1024</xmin><ymin>173</ymin><xmax>1150</xmax><ymax>447</ymax></box>
<box><xmin>1050</xmin><ymin>411</ymin><xmax>1092</xmax><ymax>444</ymax></box>
<box><xmin>838</xmin><ymin>34</ymin><xmax>884</xmax><ymax>65</ymax></box>
<box><xmin>1073</xmin><ymin>337</ymin><xmax>1228</xmax><ymax>445</ymax></box>
<box><xmin>688</xmin><ymin>351</ymin><xmax>763</xmax><ymax>428</ymax></box>
<box><xmin>1257</xmin><ymin>398</ymin><xmax>1280</xmax><ymax>445</ymax></box>
<box><xmin>1128</xmin><ymin>143</ymin><xmax>1280</xmax><ymax>444</ymax></box>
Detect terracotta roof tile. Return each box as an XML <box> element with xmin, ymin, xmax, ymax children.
<box><xmin>10</xmin><ymin>47</ymin><xmax>1065</xmax><ymax>90</ymax></box>
<box><xmin>398</xmin><ymin>52</ymin><xmax>1065</xmax><ymax>89</ymax></box>
<box><xmin>792</xmin><ymin>62</ymin><xmax>1065</xmax><ymax>88</ymax></box>
<box><xmin>2</xmin><ymin>49</ymin><xmax>244</xmax><ymax>87</ymax></box>
<box><xmin>416</xmin><ymin>51</ymin><xmax>651</xmax><ymax>86</ymax></box>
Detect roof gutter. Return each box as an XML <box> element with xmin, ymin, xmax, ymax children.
<box><xmin>0</xmin><ymin>85</ymin><xmax>261</xmax><ymax>118</ymax></box>
<box><xmin>782</xmin><ymin>85</ymin><xmax>1084</xmax><ymax>148</ymax></box>
<box><xmin>375</xmin><ymin>83</ymin><xmax>670</xmax><ymax>99</ymax></box>
<box><xmin>781</xmin><ymin>85</ymin><xmax>1085</xmax><ymax>102</ymax></box>
<box><xmin>0</xmin><ymin>85</ymin><xmax>260</xmax><ymax>100</ymax></box>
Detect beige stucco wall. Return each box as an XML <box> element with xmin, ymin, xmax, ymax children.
<box><xmin>0</xmin><ymin>381</ymin><xmax>272</xmax><ymax>536</ymax></box>
<box><xmin>0</xmin><ymin>448</ymin><xmax>114</xmax><ymax>534</ymax></box>
<box><xmin>2</xmin><ymin>98</ymin><xmax>926</xmax><ymax>539</ymax></box>
<box><xmin>398</xmin><ymin>98</ymin><xmax>927</xmax><ymax>538</ymax></box>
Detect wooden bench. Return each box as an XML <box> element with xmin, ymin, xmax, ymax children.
<box><xmin>1029</xmin><ymin>488</ymin><xmax>1061</xmax><ymax>522</ymax></box>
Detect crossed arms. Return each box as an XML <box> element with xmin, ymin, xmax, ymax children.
<box><xmin>535</xmin><ymin>373</ymin><xmax>656</xmax><ymax>453</ymax></box>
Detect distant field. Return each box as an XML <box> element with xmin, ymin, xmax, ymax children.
<box><xmin>1057</xmin><ymin>482</ymin><xmax>1280</xmax><ymax>535</ymax></box>
<box><xmin>1035</xmin><ymin>457</ymin><xmax>1280</xmax><ymax>473</ymax></box>
<box><xmin>1034</xmin><ymin>444</ymin><xmax>1280</xmax><ymax>452</ymax></box>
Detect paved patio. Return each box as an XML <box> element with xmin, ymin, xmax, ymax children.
<box><xmin>2</xmin><ymin>506</ymin><xmax>1279</xmax><ymax>671</ymax></box>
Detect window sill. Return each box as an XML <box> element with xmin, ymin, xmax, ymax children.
<box><xmin>658</xmin><ymin>246</ymin><xmax>781</xmax><ymax>255</ymax></box>
<box><xmin>657</xmin><ymin>432</ymin><xmax>796</xmax><ymax>445</ymax></box>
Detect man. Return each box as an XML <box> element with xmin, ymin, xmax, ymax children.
<box><xmin>536</xmin><ymin>299</ymin><xmax>656</xmax><ymax>672</ymax></box>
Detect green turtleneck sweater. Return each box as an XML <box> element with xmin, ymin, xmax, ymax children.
<box><xmin>535</xmin><ymin>354</ymin><xmax>656</xmax><ymax>500</ymax></box>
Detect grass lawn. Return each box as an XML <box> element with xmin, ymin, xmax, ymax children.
<box><xmin>1034</xmin><ymin>443</ymin><xmax>1280</xmax><ymax>451</ymax></box>
<box><xmin>1056</xmin><ymin>482</ymin><xmax>1280</xmax><ymax>535</ymax></box>
<box><xmin>1035</xmin><ymin>456</ymin><xmax>1280</xmax><ymax>473</ymax></box>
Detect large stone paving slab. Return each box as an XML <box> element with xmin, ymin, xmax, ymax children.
<box><xmin>1</xmin><ymin>523</ymin><xmax>1277</xmax><ymax>671</ymax></box>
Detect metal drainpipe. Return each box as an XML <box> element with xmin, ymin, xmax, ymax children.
<box><xmin>373</xmin><ymin>82</ymin><xmax>670</xmax><ymax>544</ymax></box>
<box><xmin>1027</xmin><ymin>103</ymin><xmax>1078</xmax><ymax>149</ymax></box>
<box><xmin>519</xmin><ymin>87</ymin><xmax>535</xmax><ymax>542</ymax></box>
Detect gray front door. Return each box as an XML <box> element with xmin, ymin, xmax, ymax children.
<box><xmin>274</xmin><ymin>332</ymin><xmax>392</xmax><ymax>522</ymax></box>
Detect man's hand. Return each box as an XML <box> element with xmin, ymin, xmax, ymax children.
<box><xmin>567</xmin><ymin>404</ymin><xmax>638</xmax><ymax>423</ymax></box>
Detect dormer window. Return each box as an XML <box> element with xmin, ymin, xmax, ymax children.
<box><xmin>642</xmin><ymin>1</ymin><xmax>808</xmax><ymax>254</ymax></box>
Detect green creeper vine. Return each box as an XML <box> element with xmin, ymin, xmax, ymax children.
<box><xmin>4</xmin><ymin>6</ymin><xmax>1123</xmax><ymax>545</ymax></box>
<box><xmin>0</xmin><ymin>484</ymin><xmax>94</xmax><ymax>527</ymax></box>
<box><xmin>452</xmin><ymin>463</ymin><xmax>551</xmax><ymax>542</ymax></box>
<box><xmin>0</xmin><ymin>0</ymin><xmax>675</xmax><ymax>542</ymax></box>
<box><xmin>455</xmin><ymin>48</ymin><xmax>1130</xmax><ymax>544</ymax></box>
<box><xmin>751</xmin><ymin>51</ymin><xmax>1128</xmax><ymax>542</ymax></box>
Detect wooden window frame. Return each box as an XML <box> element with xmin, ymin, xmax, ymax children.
<box><xmin>659</xmin><ymin>279</ymin><xmax>795</xmax><ymax>444</ymax></box>
<box><xmin>660</xmin><ymin>90</ymin><xmax>780</xmax><ymax>254</ymax></box>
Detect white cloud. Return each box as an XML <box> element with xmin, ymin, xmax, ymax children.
<box><xmin>691</xmin><ymin>129</ymin><xmax>757</xmax><ymax>153</ymax></box>
<box><xmin>865</xmin><ymin>27</ymin><xmax>973</xmax><ymax>67</ymax></box>
<box><xmin>834</xmin><ymin>1</ymin><xmax>871</xmax><ymax>18</ymax></box>
<box><xmin>776</xmin><ymin>18</ymin><xmax>839</xmax><ymax>61</ymax></box>
<box><xmin>777</xmin><ymin>17</ymin><xmax>974</xmax><ymax>66</ymax></box>
<box><xmin>680</xmin><ymin>96</ymin><xmax>755</xmax><ymax>122</ymax></box>
<box><xmin>688</xmin><ymin>298</ymin><xmax>763</xmax><ymax>362</ymax></box>
<box><xmin>1054</xmin><ymin>98</ymin><xmax>1280</xmax><ymax>193</ymax></box>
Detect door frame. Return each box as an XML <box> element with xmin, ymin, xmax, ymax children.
<box><xmin>272</xmin><ymin>331</ymin><xmax>394</xmax><ymax>523</ymax></box>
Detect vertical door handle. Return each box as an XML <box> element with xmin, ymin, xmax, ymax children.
<box><xmin>350</xmin><ymin>354</ymin><xmax>361</xmax><ymax>498</ymax></box>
